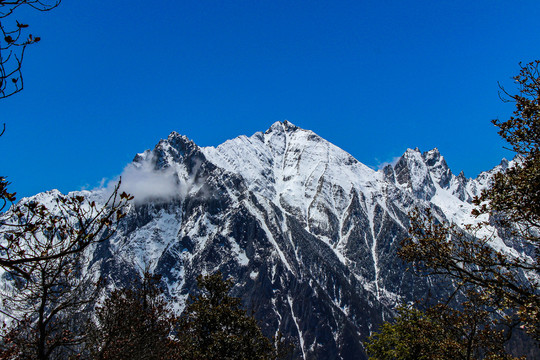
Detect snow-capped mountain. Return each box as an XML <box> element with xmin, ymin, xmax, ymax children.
<box><xmin>5</xmin><ymin>121</ymin><xmax>519</xmax><ymax>359</ymax></box>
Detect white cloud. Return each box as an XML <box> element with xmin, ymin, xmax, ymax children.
<box><xmin>376</xmin><ymin>156</ymin><xmax>401</xmax><ymax>170</ymax></box>
<box><xmin>106</xmin><ymin>157</ymin><xmax>192</xmax><ymax>204</ymax></box>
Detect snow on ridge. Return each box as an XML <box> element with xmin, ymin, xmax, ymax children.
<box><xmin>4</xmin><ymin>122</ymin><xmax>527</xmax><ymax>346</ymax></box>
<box><xmin>203</xmin><ymin>121</ymin><xmax>382</xmax><ymax>211</ymax></box>
<box><xmin>13</xmin><ymin>121</ymin><xmax>512</xmax><ymax>251</ymax></box>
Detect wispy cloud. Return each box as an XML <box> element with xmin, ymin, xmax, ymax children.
<box><xmin>375</xmin><ymin>156</ymin><xmax>401</xmax><ymax>170</ymax></box>
<box><xmin>105</xmin><ymin>156</ymin><xmax>199</xmax><ymax>204</ymax></box>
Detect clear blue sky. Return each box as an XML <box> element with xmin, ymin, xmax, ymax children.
<box><xmin>1</xmin><ymin>1</ymin><xmax>539</xmax><ymax>198</ymax></box>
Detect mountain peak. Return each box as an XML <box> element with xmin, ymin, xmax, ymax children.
<box><xmin>424</xmin><ymin>147</ymin><xmax>441</xmax><ymax>159</ymax></box>
<box><xmin>8</xmin><ymin>122</ymin><xmax>531</xmax><ymax>360</ymax></box>
<box><xmin>403</xmin><ymin>147</ymin><xmax>421</xmax><ymax>155</ymax></box>
<box><xmin>422</xmin><ymin>148</ymin><xmax>452</xmax><ymax>187</ymax></box>
<box><xmin>266</xmin><ymin>120</ymin><xmax>299</xmax><ymax>134</ymax></box>
<box><xmin>149</xmin><ymin>132</ymin><xmax>202</xmax><ymax>170</ymax></box>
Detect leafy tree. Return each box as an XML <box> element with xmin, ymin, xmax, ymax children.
<box><xmin>400</xmin><ymin>61</ymin><xmax>540</xmax><ymax>341</ymax></box>
<box><xmin>177</xmin><ymin>272</ymin><xmax>289</xmax><ymax>360</ymax></box>
<box><xmin>84</xmin><ymin>272</ymin><xmax>179</xmax><ymax>360</ymax></box>
<box><xmin>368</xmin><ymin>61</ymin><xmax>540</xmax><ymax>359</ymax></box>
<box><xmin>1</xmin><ymin>0</ymin><xmax>59</xmax><ymax>99</ymax></box>
<box><xmin>366</xmin><ymin>305</ymin><xmax>454</xmax><ymax>360</ymax></box>
<box><xmin>84</xmin><ymin>272</ymin><xmax>291</xmax><ymax>360</ymax></box>
<box><xmin>365</xmin><ymin>294</ymin><xmax>520</xmax><ymax>360</ymax></box>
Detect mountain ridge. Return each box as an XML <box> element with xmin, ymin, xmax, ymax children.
<box><xmin>3</xmin><ymin>121</ymin><xmax>524</xmax><ymax>359</ymax></box>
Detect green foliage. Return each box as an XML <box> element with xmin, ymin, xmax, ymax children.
<box><xmin>366</xmin><ymin>306</ymin><xmax>446</xmax><ymax>360</ymax></box>
<box><xmin>84</xmin><ymin>271</ymin><xmax>291</xmax><ymax>360</ymax></box>
<box><xmin>371</xmin><ymin>61</ymin><xmax>540</xmax><ymax>360</ymax></box>
<box><xmin>365</xmin><ymin>302</ymin><xmax>519</xmax><ymax>360</ymax></box>
<box><xmin>177</xmin><ymin>272</ymin><xmax>287</xmax><ymax>360</ymax></box>
<box><xmin>84</xmin><ymin>272</ymin><xmax>179</xmax><ymax>360</ymax></box>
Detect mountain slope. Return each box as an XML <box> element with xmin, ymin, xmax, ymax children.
<box><xmin>3</xmin><ymin>121</ymin><xmax>521</xmax><ymax>360</ymax></box>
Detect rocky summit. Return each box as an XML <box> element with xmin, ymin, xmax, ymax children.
<box><xmin>8</xmin><ymin>121</ymin><xmax>521</xmax><ymax>359</ymax></box>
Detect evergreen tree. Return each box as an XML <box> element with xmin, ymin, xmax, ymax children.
<box><xmin>84</xmin><ymin>272</ymin><xmax>179</xmax><ymax>360</ymax></box>
<box><xmin>177</xmin><ymin>272</ymin><xmax>288</xmax><ymax>360</ymax></box>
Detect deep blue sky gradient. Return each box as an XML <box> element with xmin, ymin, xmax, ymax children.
<box><xmin>2</xmin><ymin>1</ymin><xmax>539</xmax><ymax>198</ymax></box>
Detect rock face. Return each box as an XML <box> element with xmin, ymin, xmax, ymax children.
<box><xmin>8</xmin><ymin>121</ymin><xmax>521</xmax><ymax>359</ymax></box>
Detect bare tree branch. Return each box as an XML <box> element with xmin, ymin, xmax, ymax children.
<box><xmin>0</xmin><ymin>0</ymin><xmax>58</xmax><ymax>99</ymax></box>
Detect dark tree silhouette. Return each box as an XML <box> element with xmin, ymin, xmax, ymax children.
<box><xmin>84</xmin><ymin>272</ymin><xmax>180</xmax><ymax>360</ymax></box>
<box><xmin>177</xmin><ymin>272</ymin><xmax>291</xmax><ymax>360</ymax></box>
<box><xmin>400</xmin><ymin>61</ymin><xmax>540</xmax><ymax>341</ymax></box>
<box><xmin>0</xmin><ymin>246</ymin><xmax>100</xmax><ymax>359</ymax></box>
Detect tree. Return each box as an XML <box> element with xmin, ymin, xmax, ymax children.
<box><xmin>400</xmin><ymin>61</ymin><xmax>539</xmax><ymax>341</ymax></box>
<box><xmin>84</xmin><ymin>272</ymin><xmax>179</xmax><ymax>360</ymax></box>
<box><xmin>177</xmin><ymin>272</ymin><xmax>289</xmax><ymax>360</ymax></box>
<box><xmin>0</xmin><ymin>182</ymin><xmax>132</xmax><ymax>359</ymax></box>
<box><xmin>1</xmin><ymin>3</ymin><xmax>134</xmax><ymax>357</ymax></box>
<box><xmin>0</xmin><ymin>244</ymin><xmax>99</xmax><ymax>359</ymax></box>
<box><xmin>0</xmin><ymin>126</ymin><xmax>16</xmax><ymax>212</ymax></box>
<box><xmin>1</xmin><ymin>0</ymin><xmax>60</xmax><ymax>99</ymax></box>
<box><xmin>366</xmin><ymin>305</ymin><xmax>455</xmax><ymax>360</ymax></box>
<box><xmin>85</xmin><ymin>271</ymin><xmax>292</xmax><ymax>360</ymax></box>
<box><xmin>0</xmin><ymin>183</ymin><xmax>132</xmax><ymax>279</ymax></box>
<box><xmin>365</xmin><ymin>294</ymin><xmax>520</xmax><ymax>360</ymax></box>
<box><xmin>368</xmin><ymin>61</ymin><xmax>540</xmax><ymax>359</ymax></box>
